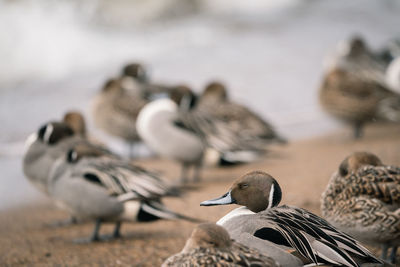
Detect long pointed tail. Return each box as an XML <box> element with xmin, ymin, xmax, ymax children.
<box><xmin>139</xmin><ymin>201</ymin><xmax>204</xmax><ymax>223</ymax></box>
<box><xmin>377</xmin><ymin>97</ymin><xmax>400</xmax><ymax>122</ymax></box>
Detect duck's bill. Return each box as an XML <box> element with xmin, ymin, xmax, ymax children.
<box><xmin>200</xmin><ymin>191</ymin><xmax>236</xmax><ymax>206</ymax></box>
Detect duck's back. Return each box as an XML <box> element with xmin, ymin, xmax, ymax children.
<box><xmin>321</xmin><ymin>165</ymin><xmax>400</xmax><ymax>246</ymax></box>
<box><xmin>162</xmin><ymin>242</ymin><xmax>279</xmax><ymax>267</ymax></box>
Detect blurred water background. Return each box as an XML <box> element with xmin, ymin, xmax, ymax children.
<box><xmin>0</xmin><ymin>0</ymin><xmax>399</xmax><ymax>210</ymax></box>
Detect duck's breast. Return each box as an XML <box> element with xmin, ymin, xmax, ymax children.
<box><xmin>137</xmin><ymin>99</ymin><xmax>204</xmax><ymax>163</ymax></box>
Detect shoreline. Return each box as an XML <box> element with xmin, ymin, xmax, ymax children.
<box><xmin>1</xmin><ymin>123</ymin><xmax>399</xmax><ymax>266</ymax></box>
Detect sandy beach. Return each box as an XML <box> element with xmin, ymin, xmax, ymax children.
<box><xmin>1</xmin><ymin>123</ymin><xmax>399</xmax><ymax>266</ymax></box>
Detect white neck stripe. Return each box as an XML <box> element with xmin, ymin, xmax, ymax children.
<box><xmin>267</xmin><ymin>184</ymin><xmax>274</xmax><ymax>209</ymax></box>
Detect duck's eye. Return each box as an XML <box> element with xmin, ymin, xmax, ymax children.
<box><xmin>240</xmin><ymin>183</ymin><xmax>249</xmax><ymax>189</ymax></box>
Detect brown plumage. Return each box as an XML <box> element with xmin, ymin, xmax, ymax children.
<box><xmin>319</xmin><ymin>68</ymin><xmax>400</xmax><ymax>138</ymax></box>
<box><xmin>197</xmin><ymin>81</ymin><xmax>286</xmax><ymax>143</ymax></box>
<box><xmin>63</xmin><ymin>111</ymin><xmax>87</xmax><ymax>136</ymax></box>
<box><xmin>162</xmin><ymin>223</ymin><xmax>279</xmax><ymax>267</ymax></box>
<box><xmin>91</xmin><ymin>78</ymin><xmax>148</xmax><ymax>144</ymax></box>
<box><xmin>321</xmin><ymin>152</ymin><xmax>400</xmax><ymax>263</ymax></box>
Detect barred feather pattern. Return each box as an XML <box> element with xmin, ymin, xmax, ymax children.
<box><xmin>321</xmin><ymin>165</ymin><xmax>400</xmax><ymax>245</ymax></box>
<box><xmin>256</xmin><ymin>205</ymin><xmax>382</xmax><ymax>266</ymax></box>
<box><xmin>162</xmin><ymin>242</ymin><xmax>279</xmax><ymax>267</ymax></box>
<box><xmin>196</xmin><ymin>99</ymin><xmax>283</xmax><ymax>143</ymax></box>
<box><xmin>178</xmin><ymin>108</ymin><xmax>267</xmax><ymax>155</ymax></box>
<box><xmin>319</xmin><ymin>68</ymin><xmax>400</xmax><ymax>124</ymax></box>
<box><xmin>69</xmin><ymin>156</ymin><xmax>176</xmax><ymax>201</ymax></box>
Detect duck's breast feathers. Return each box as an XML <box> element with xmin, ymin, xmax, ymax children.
<box><xmin>253</xmin><ymin>206</ymin><xmax>381</xmax><ymax>266</ymax></box>
<box><xmin>70</xmin><ymin>157</ymin><xmax>176</xmax><ymax>201</ymax></box>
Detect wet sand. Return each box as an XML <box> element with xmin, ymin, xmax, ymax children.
<box><xmin>1</xmin><ymin>123</ymin><xmax>399</xmax><ymax>266</ymax></box>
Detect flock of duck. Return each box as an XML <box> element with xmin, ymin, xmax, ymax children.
<box><xmin>22</xmin><ymin>35</ymin><xmax>400</xmax><ymax>266</ymax></box>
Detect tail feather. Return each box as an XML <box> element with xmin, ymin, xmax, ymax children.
<box><xmin>377</xmin><ymin>97</ymin><xmax>400</xmax><ymax>122</ymax></box>
<box><xmin>140</xmin><ymin>201</ymin><xmax>203</xmax><ymax>223</ymax></box>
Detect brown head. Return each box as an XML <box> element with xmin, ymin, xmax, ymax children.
<box><xmin>202</xmin><ymin>81</ymin><xmax>228</xmax><ymax>101</ymax></box>
<box><xmin>122</xmin><ymin>63</ymin><xmax>147</xmax><ymax>82</ymax></box>
<box><xmin>102</xmin><ymin>78</ymin><xmax>121</xmax><ymax>93</ymax></box>
<box><xmin>37</xmin><ymin>122</ymin><xmax>74</xmax><ymax>146</ymax></box>
<box><xmin>339</xmin><ymin>152</ymin><xmax>383</xmax><ymax>176</ymax></box>
<box><xmin>169</xmin><ymin>85</ymin><xmax>197</xmax><ymax>110</ymax></box>
<box><xmin>347</xmin><ymin>35</ymin><xmax>368</xmax><ymax>57</ymax></box>
<box><xmin>63</xmin><ymin>111</ymin><xmax>86</xmax><ymax>136</ymax></box>
<box><xmin>182</xmin><ymin>223</ymin><xmax>232</xmax><ymax>253</ymax></box>
<box><xmin>200</xmin><ymin>171</ymin><xmax>282</xmax><ymax>213</ymax></box>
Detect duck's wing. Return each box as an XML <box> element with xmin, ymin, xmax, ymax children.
<box><xmin>254</xmin><ymin>205</ymin><xmax>382</xmax><ymax>267</ymax></box>
<box><xmin>178</xmin><ymin>108</ymin><xmax>267</xmax><ymax>154</ymax></box>
<box><xmin>162</xmin><ymin>246</ymin><xmax>278</xmax><ymax>267</ymax></box>
<box><xmin>71</xmin><ymin>157</ymin><xmax>178</xmax><ymax>201</ymax></box>
<box><xmin>346</xmin><ymin>165</ymin><xmax>400</xmax><ymax>205</ymax></box>
<box><xmin>111</xmin><ymin>83</ymin><xmax>148</xmax><ymax>116</ymax></box>
<box><xmin>201</xmin><ymin>101</ymin><xmax>286</xmax><ymax>143</ymax></box>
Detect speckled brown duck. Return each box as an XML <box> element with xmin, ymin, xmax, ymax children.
<box><xmin>197</xmin><ymin>81</ymin><xmax>286</xmax><ymax>144</ymax></box>
<box><xmin>319</xmin><ymin>67</ymin><xmax>400</xmax><ymax>138</ymax></box>
<box><xmin>321</xmin><ymin>152</ymin><xmax>400</xmax><ymax>263</ymax></box>
<box><xmin>91</xmin><ymin>78</ymin><xmax>148</xmax><ymax>155</ymax></box>
<box><xmin>162</xmin><ymin>223</ymin><xmax>279</xmax><ymax>267</ymax></box>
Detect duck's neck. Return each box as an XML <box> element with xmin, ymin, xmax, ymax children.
<box><xmin>216</xmin><ymin>206</ymin><xmax>255</xmax><ymax>226</ymax></box>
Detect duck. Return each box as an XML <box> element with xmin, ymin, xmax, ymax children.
<box><xmin>162</xmin><ymin>222</ymin><xmax>279</xmax><ymax>267</ymax></box>
<box><xmin>325</xmin><ymin>35</ymin><xmax>388</xmax><ymax>85</ymax></box>
<box><xmin>197</xmin><ymin>81</ymin><xmax>286</xmax><ymax>144</ymax></box>
<box><xmin>136</xmin><ymin>86</ymin><xmax>268</xmax><ymax>183</ymax></box>
<box><xmin>23</xmin><ymin>121</ymin><xmax>83</xmax><ymax>195</ymax></box>
<box><xmin>200</xmin><ymin>171</ymin><xmax>383</xmax><ymax>266</ymax></box>
<box><xmin>23</xmin><ymin>118</ymin><xmax>117</xmax><ymax>225</ymax></box>
<box><xmin>46</xmin><ymin>142</ymin><xmax>199</xmax><ymax>242</ymax></box>
<box><xmin>47</xmin><ymin>144</ymin><xmax>201</xmax><ymax>242</ymax></box>
<box><xmin>319</xmin><ymin>67</ymin><xmax>400</xmax><ymax>139</ymax></box>
<box><xmin>91</xmin><ymin>77</ymin><xmax>148</xmax><ymax>157</ymax></box>
<box><xmin>321</xmin><ymin>152</ymin><xmax>400</xmax><ymax>264</ymax></box>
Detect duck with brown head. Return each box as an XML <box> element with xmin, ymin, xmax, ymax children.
<box><xmin>23</xmin><ymin>121</ymin><xmax>78</xmax><ymax>194</ymax></box>
<box><xmin>45</xmin><ymin>140</ymin><xmax>200</xmax><ymax>242</ymax></box>
<box><xmin>322</xmin><ymin>152</ymin><xmax>400</xmax><ymax>264</ymax></box>
<box><xmin>137</xmin><ymin>86</ymin><xmax>270</xmax><ymax>183</ymax></box>
<box><xmin>201</xmin><ymin>171</ymin><xmax>383</xmax><ymax>267</ymax></box>
<box><xmin>320</xmin><ymin>35</ymin><xmax>400</xmax><ymax>139</ymax></box>
<box><xmin>197</xmin><ymin>81</ymin><xmax>287</xmax><ymax>144</ymax></box>
<box><xmin>91</xmin><ymin>77</ymin><xmax>148</xmax><ymax>157</ymax></box>
<box><xmin>162</xmin><ymin>223</ymin><xmax>279</xmax><ymax>267</ymax></box>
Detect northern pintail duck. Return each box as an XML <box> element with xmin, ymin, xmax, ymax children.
<box><xmin>23</xmin><ymin>119</ymin><xmax>116</xmax><ymax>225</ymax></box>
<box><xmin>23</xmin><ymin>121</ymin><xmax>83</xmax><ymax>194</ymax></box>
<box><xmin>319</xmin><ymin>67</ymin><xmax>400</xmax><ymax>139</ymax></box>
<box><xmin>197</xmin><ymin>81</ymin><xmax>286</xmax><ymax>144</ymax></box>
<box><xmin>162</xmin><ymin>223</ymin><xmax>279</xmax><ymax>267</ymax></box>
<box><xmin>326</xmin><ymin>36</ymin><xmax>388</xmax><ymax>84</ymax></box>
<box><xmin>201</xmin><ymin>171</ymin><xmax>383</xmax><ymax>266</ymax></box>
<box><xmin>46</xmin><ymin>143</ymin><xmax>199</xmax><ymax>241</ymax></box>
<box><xmin>321</xmin><ymin>152</ymin><xmax>400</xmax><ymax>263</ymax></box>
<box><xmin>91</xmin><ymin>77</ymin><xmax>148</xmax><ymax>156</ymax></box>
<box><xmin>136</xmin><ymin>86</ymin><xmax>268</xmax><ymax>183</ymax></box>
